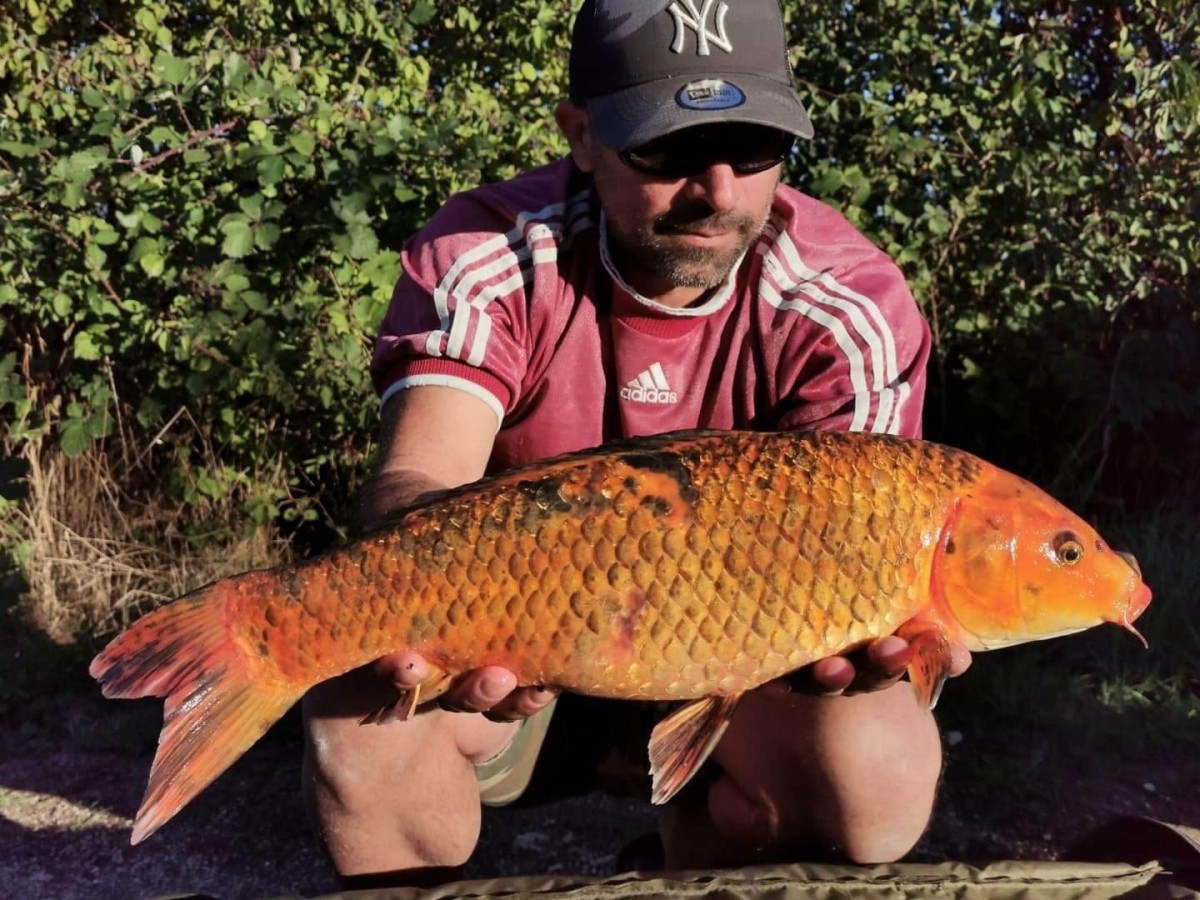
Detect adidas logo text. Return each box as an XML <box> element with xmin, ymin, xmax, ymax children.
<box><xmin>620</xmin><ymin>363</ymin><xmax>679</xmax><ymax>405</ymax></box>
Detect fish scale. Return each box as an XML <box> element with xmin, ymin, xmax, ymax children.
<box><xmin>90</xmin><ymin>428</ymin><xmax>1151</xmax><ymax>844</ymax></box>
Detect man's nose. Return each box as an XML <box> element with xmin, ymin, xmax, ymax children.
<box><xmin>685</xmin><ymin>162</ymin><xmax>738</xmax><ymax>213</ymax></box>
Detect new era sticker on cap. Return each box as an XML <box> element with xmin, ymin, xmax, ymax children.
<box><xmin>676</xmin><ymin>78</ymin><xmax>746</xmax><ymax>110</ymax></box>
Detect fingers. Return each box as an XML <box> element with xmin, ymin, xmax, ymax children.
<box><xmin>844</xmin><ymin>635</ymin><xmax>913</xmax><ymax>694</ymax></box>
<box><xmin>442</xmin><ymin>668</ymin><xmax>558</xmax><ymax>721</ymax></box>
<box><xmin>787</xmin><ymin>638</ymin><xmax>909</xmax><ymax>697</ymax></box>
<box><xmin>436</xmin><ymin>666</ymin><xmax>517</xmax><ymax>713</ymax></box>
<box><xmin>786</xmin><ymin>655</ymin><xmax>856</xmax><ymax>696</ymax></box>
<box><xmin>787</xmin><ymin>635</ymin><xmax>973</xmax><ymax>698</ymax></box>
<box><xmin>949</xmin><ymin>642</ymin><xmax>973</xmax><ymax>677</ymax></box>
<box><xmin>372</xmin><ymin>652</ymin><xmax>556</xmax><ymax>722</ymax></box>
<box><xmin>482</xmin><ymin>685</ymin><xmax>560</xmax><ymax>722</ymax></box>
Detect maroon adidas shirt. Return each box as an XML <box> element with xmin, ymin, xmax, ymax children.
<box><xmin>371</xmin><ymin>159</ymin><xmax>931</xmax><ymax>474</ymax></box>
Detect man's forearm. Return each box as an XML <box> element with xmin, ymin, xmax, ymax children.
<box><xmin>351</xmin><ymin>469</ymin><xmax>455</xmax><ymax>537</ymax></box>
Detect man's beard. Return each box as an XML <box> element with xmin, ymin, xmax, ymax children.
<box><xmin>607</xmin><ymin>204</ymin><xmax>770</xmax><ymax>292</ymax></box>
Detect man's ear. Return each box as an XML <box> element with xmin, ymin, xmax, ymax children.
<box><xmin>554</xmin><ymin>101</ymin><xmax>597</xmax><ymax>172</ymax></box>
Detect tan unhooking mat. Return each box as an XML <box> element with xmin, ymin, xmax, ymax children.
<box><xmin>175</xmin><ymin>816</ymin><xmax>1200</xmax><ymax>900</ymax></box>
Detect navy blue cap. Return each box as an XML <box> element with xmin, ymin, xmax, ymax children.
<box><xmin>569</xmin><ymin>0</ymin><xmax>814</xmax><ymax>150</ymax></box>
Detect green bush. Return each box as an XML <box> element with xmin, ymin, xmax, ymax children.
<box><xmin>781</xmin><ymin>0</ymin><xmax>1199</xmax><ymax>506</ymax></box>
<box><xmin>1</xmin><ymin>0</ymin><xmax>1196</xmax><ymax>547</ymax></box>
<box><xmin>0</xmin><ymin>0</ymin><xmax>574</xmax><ymax>533</ymax></box>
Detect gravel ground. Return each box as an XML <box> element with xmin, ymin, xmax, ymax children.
<box><xmin>3</xmin><ymin>693</ymin><xmax>1197</xmax><ymax>900</ymax></box>
<box><xmin>0</xmin><ymin>700</ymin><xmax>660</xmax><ymax>900</ymax></box>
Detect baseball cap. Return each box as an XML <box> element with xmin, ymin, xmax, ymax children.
<box><xmin>569</xmin><ymin>0</ymin><xmax>814</xmax><ymax>151</ymax></box>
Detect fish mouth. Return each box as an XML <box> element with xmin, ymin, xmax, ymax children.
<box><xmin>1127</xmin><ymin>581</ymin><xmax>1152</xmax><ymax>620</ymax></box>
<box><xmin>1105</xmin><ymin>551</ymin><xmax>1152</xmax><ymax>648</ymax></box>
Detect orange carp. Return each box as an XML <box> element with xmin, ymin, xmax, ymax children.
<box><xmin>90</xmin><ymin>429</ymin><xmax>1151</xmax><ymax>843</ymax></box>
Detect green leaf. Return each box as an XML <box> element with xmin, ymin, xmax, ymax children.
<box><xmin>60</xmin><ymin>419</ymin><xmax>91</xmax><ymax>457</ymax></box>
<box><xmin>408</xmin><ymin>0</ymin><xmax>436</xmax><ymax>24</ymax></box>
<box><xmin>0</xmin><ymin>141</ymin><xmax>38</xmax><ymax>158</ymax></box>
<box><xmin>352</xmin><ymin>294</ymin><xmax>385</xmax><ymax>330</ymax></box>
<box><xmin>140</xmin><ymin>252</ymin><xmax>165</xmax><ymax>277</ymax></box>
<box><xmin>62</xmin><ymin>182</ymin><xmax>85</xmax><ymax>208</ymax></box>
<box><xmin>87</xmin><ymin>242</ymin><xmax>108</xmax><ymax>269</ymax></box>
<box><xmin>197</xmin><ymin>472</ymin><xmax>222</xmax><ymax>498</ymax></box>
<box><xmin>222</xmin><ymin>272</ymin><xmax>251</xmax><ymax>293</ymax></box>
<box><xmin>74</xmin><ymin>332</ymin><xmax>101</xmax><ymax>360</ymax></box>
<box><xmin>361</xmin><ymin>251</ymin><xmax>402</xmax><ymax>286</ymax></box>
<box><xmin>808</xmin><ymin>169</ymin><xmax>843</xmax><ymax>196</ymax></box>
<box><xmin>344</xmin><ymin>224</ymin><xmax>378</xmax><ymax>260</ymax></box>
<box><xmin>223</xmin><ymin>54</ymin><xmax>250</xmax><ymax>88</ymax></box>
<box><xmin>115</xmin><ymin>209</ymin><xmax>143</xmax><ymax>230</ymax></box>
<box><xmin>238</xmin><ymin>195</ymin><xmax>264</xmax><ymax>219</ymax></box>
<box><xmin>134</xmin><ymin>7</ymin><xmax>159</xmax><ymax>32</ymax></box>
<box><xmin>148</xmin><ymin>126</ymin><xmax>180</xmax><ymax>145</ymax></box>
<box><xmin>88</xmin><ymin>409</ymin><xmax>113</xmax><ymax>439</ymax></box>
<box><xmin>289</xmin><ymin>130</ymin><xmax>316</xmax><ymax>157</ymax></box>
<box><xmin>129</xmin><ymin>236</ymin><xmax>162</xmax><ymax>263</ymax></box>
<box><xmin>258</xmin><ymin>155</ymin><xmax>286</xmax><ymax>185</ymax></box>
<box><xmin>153</xmin><ymin>52</ymin><xmax>191</xmax><ymax>86</ymax></box>
<box><xmin>255</xmin><ymin>223</ymin><xmax>281</xmax><ymax>250</ymax></box>
<box><xmin>221</xmin><ymin>221</ymin><xmax>255</xmax><ymax>258</ymax></box>
<box><xmin>66</xmin><ymin>147</ymin><xmax>106</xmax><ymax>181</ymax></box>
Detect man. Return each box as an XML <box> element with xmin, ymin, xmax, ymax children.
<box><xmin>303</xmin><ymin>0</ymin><xmax>971</xmax><ymax>888</ymax></box>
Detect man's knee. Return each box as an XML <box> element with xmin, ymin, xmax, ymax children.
<box><xmin>825</xmin><ymin>697</ymin><xmax>943</xmax><ymax>863</ymax></box>
<box><xmin>692</xmin><ymin>685</ymin><xmax>942</xmax><ymax>867</ymax></box>
<box><xmin>835</xmin><ymin>791</ymin><xmax>936</xmax><ymax>864</ymax></box>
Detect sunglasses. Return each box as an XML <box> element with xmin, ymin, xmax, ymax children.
<box><xmin>619</xmin><ymin>125</ymin><xmax>795</xmax><ymax>179</ymax></box>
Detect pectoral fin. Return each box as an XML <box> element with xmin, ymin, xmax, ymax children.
<box><xmin>647</xmin><ymin>693</ymin><xmax>742</xmax><ymax>805</ymax></box>
<box><xmin>896</xmin><ymin>619</ymin><xmax>954</xmax><ymax>711</ymax></box>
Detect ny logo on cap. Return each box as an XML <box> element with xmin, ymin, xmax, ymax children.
<box><xmin>668</xmin><ymin>0</ymin><xmax>732</xmax><ymax>56</ymax></box>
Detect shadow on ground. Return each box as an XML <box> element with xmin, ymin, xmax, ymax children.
<box><xmin>2</xmin><ymin>678</ymin><xmax>1197</xmax><ymax>900</ymax></box>
<box><xmin>0</xmin><ymin>698</ymin><xmax>659</xmax><ymax>900</ymax></box>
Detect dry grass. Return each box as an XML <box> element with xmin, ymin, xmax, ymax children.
<box><xmin>0</xmin><ymin>415</ymin><xmax>292</xmax><ymax>644</ymax></box>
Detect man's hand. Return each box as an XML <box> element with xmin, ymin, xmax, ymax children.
<box><xmin>374</xmin><ymin>650</ymin><xmax>559</xmax><ymax>722</ymax></box>
<box><xmin>783</xmin><ymin>634</ymin><xmax>973</xmax><ymax>697</ymax></box>
<box><xmin>373</xmin><ymin>634</ymin><xmax>968</xmax><ymax>726</ymax></box>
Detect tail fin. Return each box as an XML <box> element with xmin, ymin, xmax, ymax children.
<box><xmin>89</xmin><ymin>582</ymin><xmax>298</xmax><ymax>843</ymax></box>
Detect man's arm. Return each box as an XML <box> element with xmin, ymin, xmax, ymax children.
<box><xmin>354</xmin><ymin>385</ymin><xmax>495</xmax><ymax>534</ymax></box>
<box><xmin>359</xmin><ymin>384</ymin><xmax>558</xmax><ymax>720</ymax></box>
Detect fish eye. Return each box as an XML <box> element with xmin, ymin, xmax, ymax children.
<box><xmin>1053</xmin><ymin>532</ymin><xmax>1085</xmax><ymax>565</ymax></box>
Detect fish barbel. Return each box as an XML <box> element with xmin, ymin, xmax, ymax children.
<box><xmin>90</xmin><ymin>429</ymin><xmax>1151</xmax><ymax>843</ymax></box>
